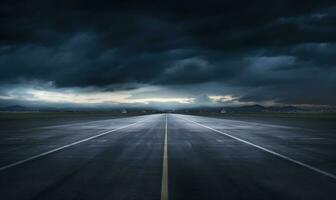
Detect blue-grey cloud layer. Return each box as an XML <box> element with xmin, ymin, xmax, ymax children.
<box><xmin>0</xmin><ymin>0</ymin><xmax>336</xmax><ymax>105</ymax></box>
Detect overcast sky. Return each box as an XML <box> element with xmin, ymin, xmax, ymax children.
<box><xmin>0</xmin><ymin>0</ymin><xmax>336</xmax><ymax>108</ymax></box>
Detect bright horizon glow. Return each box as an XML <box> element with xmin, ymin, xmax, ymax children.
<box><xmin>23</xmin><ymin>89</ymin><xmax>195</xmax><ymax>105</ymax></box>
<box><xmin>208</xmin><ymin>95</ymin><xmax>238</xmax><ymax>103</ymax></box>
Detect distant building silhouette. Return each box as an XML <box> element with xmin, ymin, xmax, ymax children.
<box><xmin>220</xmin><ymin>108</ymin><xmax>227</xmax><ymax>113</ymax></box>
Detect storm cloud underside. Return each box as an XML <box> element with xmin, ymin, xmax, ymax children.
<box><xmin>0</xmin><ymin>0</ymin><xmax>336</xmax><ymax>107</ymax></box>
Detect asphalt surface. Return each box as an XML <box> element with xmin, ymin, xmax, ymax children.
<box><xmin>0</xmin><ymin>114</ymin><xmax>336</xmax><ymax>200</ymax></box>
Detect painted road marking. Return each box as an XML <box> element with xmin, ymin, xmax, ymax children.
<box><xmin>177</xmin><ymin>115</ymin><xmax>336</xmax><ymax>180</ymax></box>
<box><xmin>161</xmin><ymin>114</ymin><xmax>169</xmax><ymax>200</ymax></box>
<box><xmin>0</xmin><ymin>121</ymin><xmax>141</xmax><ymax>172</ymax></box>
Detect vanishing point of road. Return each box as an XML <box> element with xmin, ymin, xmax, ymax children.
<box><xmin>1</xmin><ymin>114</ymin><xmax>336</xmax><ymax>200</ymax></box>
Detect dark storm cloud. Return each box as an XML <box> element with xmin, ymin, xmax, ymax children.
<box><xmin>1</xmin><ymin>0</ymin><xmax>336</xmax><ymax>105</ymax></box>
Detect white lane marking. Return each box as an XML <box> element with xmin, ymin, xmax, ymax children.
<box><xmin>177</xmin><ymin>115</ymin><xmax>336</xmax><ymax>180</ymax></box>
<box><xmin>0</xmin><ymin>121</ymin><xmax>141</xmax><ymax>172</ymax></box>
<box><xmin>161</xmin><ymin>114</ymin><xmax>169</xmax><ymax>200</ymax></box>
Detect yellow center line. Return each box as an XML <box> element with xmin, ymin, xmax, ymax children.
<box><xmin>161</xmin><ymin>114</ymin><xmax>169</xmax><ymax>200</ymax></box>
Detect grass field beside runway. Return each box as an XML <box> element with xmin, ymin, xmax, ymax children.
<box><xmin>0</xmin><ymin>111</ymin><xmax>147</xmax><ymax>120</ymax></box>
<box><xmin>185</xmin><ymin>112</ymin><xmax>336</xmax><ymax>120</ymax></box>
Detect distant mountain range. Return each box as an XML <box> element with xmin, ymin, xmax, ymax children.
<box><xmin>224</xmin><ymin>105</ymin><xmax>305</xmax><ymax>113</ymax></box>
<box><xmin>0</xmin><ymin>104</ymin><xmax>334</xmax><ymax>113</ymax></box>
<box><xmin>0</xmin><ymin>105</ymin><xmax>35</xmax><ymax>112</ymax></box>
<box><xmin>176</xmin><ymin>104</ymin><xmax>307</xmax><ymax>113</ymax></box>
<box><xmin>0</xmin><ymin>105</ymin><xmax>160</xmax><ymax>113</ymax></box>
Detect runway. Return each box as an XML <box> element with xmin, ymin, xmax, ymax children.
<box><xmin>0</xmin><ymin>114</ymin><xmax>336</xmax><ymax>200</ymax></box>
